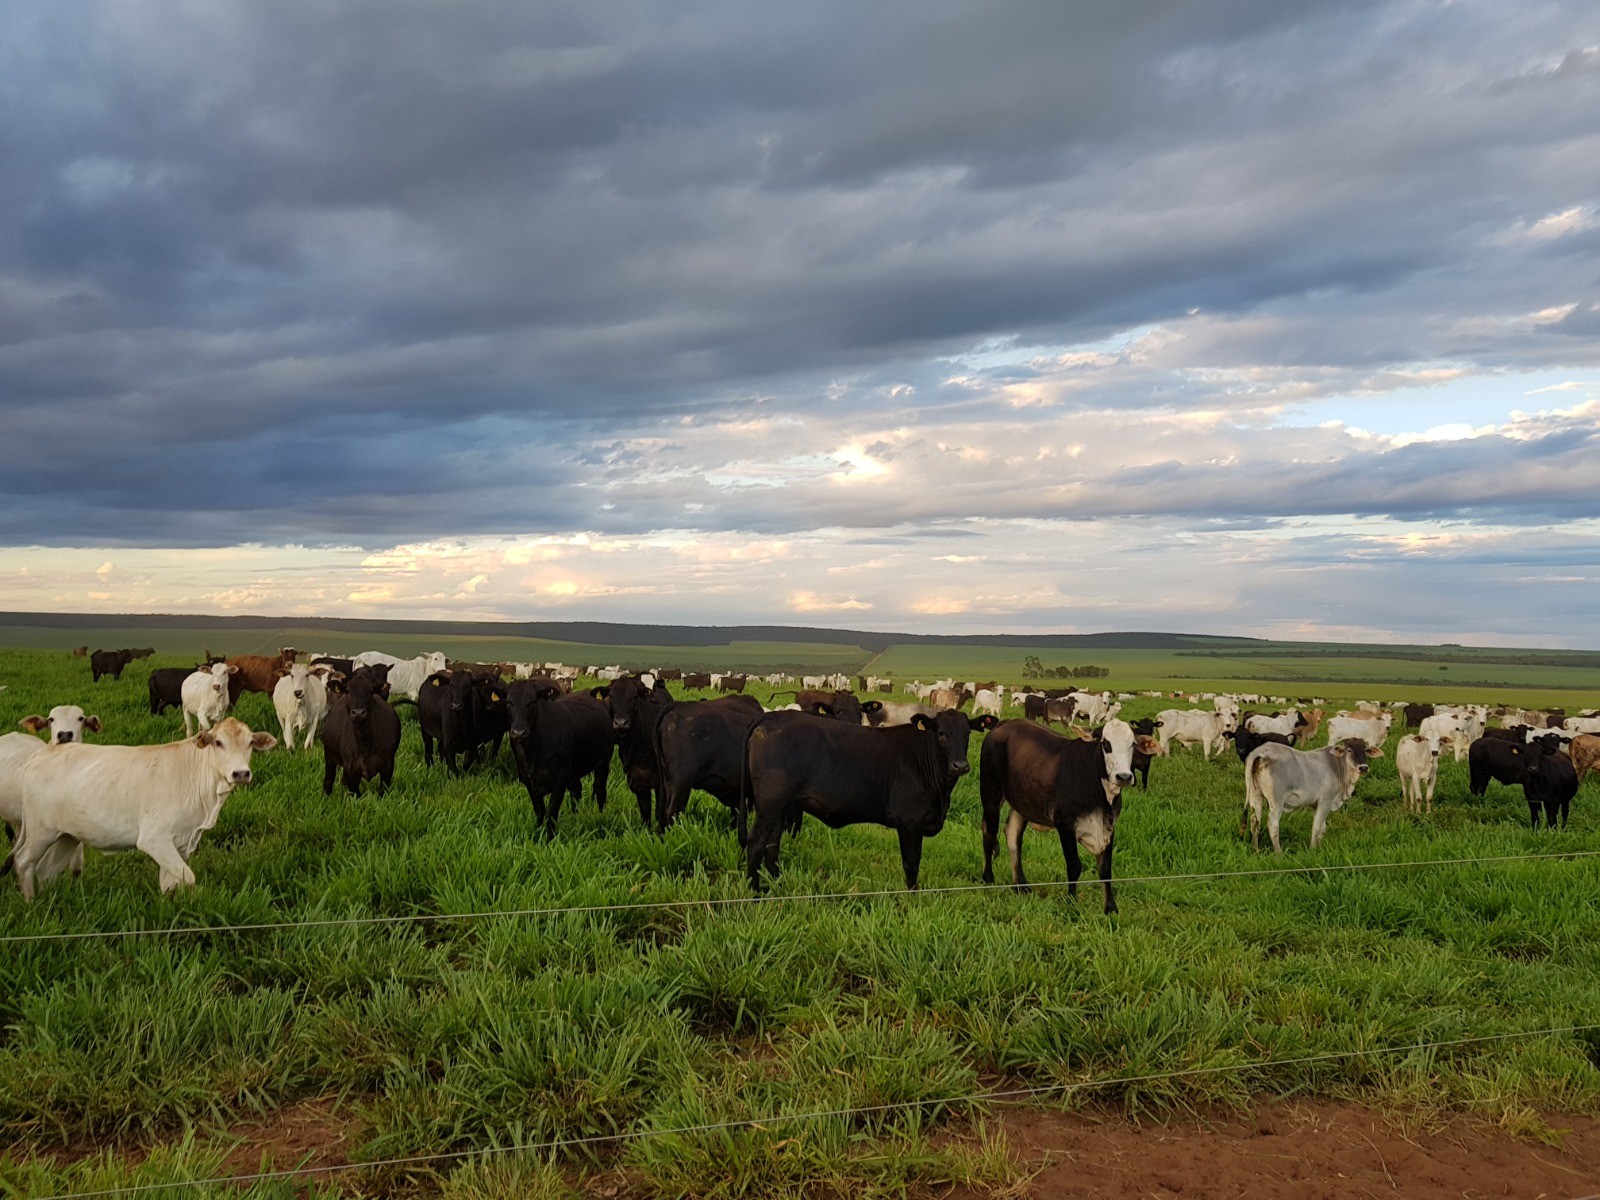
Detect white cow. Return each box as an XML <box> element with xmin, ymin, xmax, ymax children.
<box><xmin>181</xmin><ymin>663</ymin><xmax>237</xmax><ymax>736</ymax></box>
<box><xmin>1155</xmin><ymin>709</ymin><xmax>1230</xmax><ymax>760</ymax></box>
<box><xmin>1325</xmin><ymin>711</ymin><xmax>1392</xmax><ymax>751</ymax></box>
<box><xmin>1244</xmin><ymin>710</ymin><xmax>1305</xmax><ymax>740</ymax></box>
<box><xmin>1564</xmin><ymin>715</ymin><xmax>1600</xmax><ymax>736</ymax></box>
<box><xmin>272</xmin><ymin>663</ymin><xmax>336</xmax><ymax>752</ymax></box>
<box><xmin>7</xmin><ymin>717</ymin><xmax>276</xmax><ymax>897</ymax></box>
<box><xmin>1395</xmin><ymin>734</ymin><xmax>1439</xmax><ymax>814</ymax></box>
<box><xmin>867</xmin><ymin>700</ymin><xmax>938</xmax><ymax>727</ymax></box>
<box><xmin>1</xmin><ymin>707</ymin><xmax>103</xmax><ymax>834</ymax></box>
<box><xmin>972</xmin><ymin>688</ymin><xmax>1004</xmax><ymax>718</ymax></box>
<box><xmin>1243</xmin><ymin>739</ymin><xmax>1380</xmax><ymax>853</ymax></box>
<box><xmin>382</xmin><ymin>652</ymin><xmax>449</xmax><ymax>700</ymax></box>
<box><xmin>1418</xmin><ymin>712</ymin><xmax>1480</xmax><ymax>762</ymax></box>
<box><xmin>1070</xmin><ymin>692</ymin><xmax>1120</xmax><ymax>726</ymax></box>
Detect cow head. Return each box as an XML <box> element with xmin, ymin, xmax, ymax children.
<box><xmin>20</xmin><ymin>705</ymin><xmax>102</xmax><ymax>744</ymax></box>
<box><xmin>506</xmin><ymin>680</ymin><xmax>563</xmax><ymax>742</ymax></box>
<box><xmin>1095</xmin><ymin>718</ymin><xmax>1152</xmax><ymax>789</ymax></box>
<box><xmin>279</xmin><ymin>662</ymin><xmax>310</xmax><ymax>700</ymax></box>
<box><xmin>343</xmin><ymin>670</ymin><xmax>387</xmax><ymax>724</ymax></box>
<box><xmin>596</xmin><ymin>675</ymin><xmax>648</xmax><ymax>737</ymax></box>
<box><xmin>912</xmin><ymin>709</ymin><xmax>983</xmax><ymax>779</ymax></box>
<box><xmin>1328</xmin><ymin>738</ymin><xmax>1377</xmax><ymax>798</ymax></box>
<box><xmin>193</xmin><ymin>717</ymin><xmax>276</xmax><ymax>784</ymax></box>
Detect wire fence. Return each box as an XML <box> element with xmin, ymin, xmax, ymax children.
<box><xmin>3</xmin><ymin>849</ymin><xmax>1596</xmax><ymax>946</ymax></box>
<box><xmin>28</xmin><ymin>1023</ymin><xmax>1600</xmax><ymax>1199</ymax></box>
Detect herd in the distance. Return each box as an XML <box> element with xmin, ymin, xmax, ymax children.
<box><xmin>2</xmin><ymin>646</ymin><xmax>1595</xmax><ymax>912</ymax></box>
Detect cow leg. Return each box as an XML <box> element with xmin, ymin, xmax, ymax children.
<box><xmin>979</xmin><ymin>801</ymin><xmax>1002</xmax><ymax>885</ymax></box>
<box><xmin>1095</xmin><ymin>838</ymin><xmax>1117</xmax><ymax>915</ymax></box>
<box><xmin>138</xmin><ymin>832</ymin><xmax>196</xmax><ymax>893</ymax></box>
<box><xmin>746</xmin><ymin>807</ymin><xmax>783</xmax><ymax>892</ymax></box>
<box><xmin>33</xmin><ymin>835</ymin><xmax>81</xmax><ymax>887</ymax></box>
<box><xmin>545</xmin><ymin>785</ymin><xmax>566</xmax><ymax>836</ymax></box>
<box><xmin>632</xmin><ymin>783</ymin><xmax>651</xmax><ymax>827</ymax></box>
<box><xmin>1007</xmin><ymin>810</ymin><xmax>1029</xmax><ymax>892</ymax></box>
<box><xmin>1268</xmin><ymin>803</ymin><xmax>1285</xmax><ymax>854</ymax></box>
<box><xmin>322</xmin><ymin>752</ymin><xmax>338</xmax><ymax>795</ymax></box>
<box><xmin>421</xmin><ymin>729</ymin><xmax>435</xmax><ymax>768</ymax></box>
<box><xmin>897</xmin><ymin>829</ymin><xmax>925</xmax><ymax>890</ymax></box>
<box><xmin>1061</xmin><ymin>837</ymin><xmax>1083</xmax><ymax>898</ymax></box>
<box><xmin>591</xmin><ymin>762</ymin><xmax>609</xmax><ymax>810</ymax></box>
<box><xmin>1527</xmin><ymin>801</ymin><xmax>1541</xmax><ymax>829</ymax></box>
<box><xmin>1309</xmin><ymin>803</ymin><xmax>1331</xmax><ymax>849</ymax></box>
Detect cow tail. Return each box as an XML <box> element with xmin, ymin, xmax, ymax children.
<box><xmin>738</xmin><ymin>716</ymin><xmax>759</xmax><ymax>850</ymax></box>
<box><xmin>1241</xmin><ymin>754</ymin><xmax>1264</xmax><ymax>840</ymax></box>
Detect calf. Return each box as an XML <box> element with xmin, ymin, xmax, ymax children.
<box><xmin>505</xmin><ymin>682</ymin><xmax>613</xmax><ymax>835</ymax></box>
<box><xmin>181</xmin><ymin>663</ymin><xmax>237</xmax><ymax>736</ymax></box>
<box><xmin>979</xmin><ymin>718</ymin><xmax>1155</xmax><ymax>913</ymax></box>
<box><xmin>1243</xmin><ymin>738</ymin><xmax>1378</xmax><ymax>853</ymax></box>
<box><xmin>653</xmin><ymin>694</ymin><xmax>766</xmax><ymax>828</ymax></box>
<box><xmin>5</xmin><ymin>718</ymin><xmax>275</xmax><ymax>897</ymax></box>
<box><xmin>742</xmin><ymin>708</ymin><xmax>996</xmax><ymax>892</ymax></box>
<box><xmin>1394</xmin><ymin>734</ymin><xmax>1439</xmax><ymax>815</ymax></box>
<box><xmin>320</xmin><ymin>670</ymin><xmax>401</xmax><ymax>795</ymax></box>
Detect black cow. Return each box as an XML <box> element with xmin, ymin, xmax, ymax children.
<box><xmin>1225</xmin><ymin>725</ymin><xmax>1295</xmax><ymax>765</ymax></box>
<box><xmin>1522</xmin><ymin>744</ymin><xmax>1577</xmax><ymax>829</ymax></box>
<box><xmin>717</xmin><ymin>673</ymin><xmax>748</xmax><ymax>694</ymax></box>
<box><xmin>417</xmin><ymin>670</ymin><xmax>483</xmax><ymax>772</ymax></box>
<box><xmin>320</xmin><ymin>669</ymin><xmax>401</xmax><ymax>795</ymax></box>
<box><xmin>979</xmin><ymin>719</ymin><xmax>1154</xmax><ymax>914</ymax></box>
<box><xmin>594</xmin><ymin>675</ymin><xmax>671</xmax><ymax>827</ymax></box>
<box><xmin>147</xmin><ymin>667</ymin><xmax>195</xmax><ymax>714</ymax></box>
<box><xmin>741</xmin><ymin>709</ymin><xmax>997</xmax><ymax>891</ymax></box>
<box><xmin>794</xmin><ymin>689</ymin><xmax>882</xmax><ymax>725</ymax></box>
<box><xmin>1129</xmin><ymin>717</ymin><xmax>1158</xmax><ymax>790</ymax></box>
<box><xmin>90</xmin><ymin>649</ymin><xmax>135</xmax><ymax>682</ymax></box>
<box><xmin>653</xmin><ymin>695</ymin><xmax>765</xmax><ymax>829</ymax></box>
<box><xmin>472</xmin><ymin>676</ymin><xmax>510</xmax><ymax>765</ymax></box>
<box><xmin>311</xmin><ymin>656</ymin><xmax>356</xmax><ymax>680</ymax></box>
<box><xmin>682</xmin><ymin>672</ymin><xmax>712</xmax><ymax>690</ymax></box>
<box><xmin>1402</xmin><ymin>704</ymin><xmax>1435</xmax><ymax>728</ymax></box>
<box><xmin>505</xmin><ymin>681</ymin><xmax>613</xmax><ymax>835</ymax></box>
<box><xmin>1022</xmin><ymin>694</ymin><xmax>1048</xmax><ymax>723</ymax></box>
<box><xmin>1468</xmin><ymin>737</ymin><xmax>1532</xmax><ymax>795</ymax></box>
<box><xmin>1481</xmin><ymin>725</ymin><xmax>1531</xmax><ymax>743</ymax></box>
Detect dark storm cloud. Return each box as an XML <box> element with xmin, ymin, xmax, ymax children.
<box><xmin>2</xmin><ymin>1</ymin><xmax>1599</xmax><ymax>547</ymax></box>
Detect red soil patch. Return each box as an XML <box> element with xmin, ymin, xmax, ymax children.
<box><xmin>968</xmin><ymin>1100</ymin><xmax>1600</xmax><ymax>1199</ymax></box>
<box><xmin>214</xmin><ymin>1096</ymin><xmax>359</xmax><ymax>1177</ymax></box>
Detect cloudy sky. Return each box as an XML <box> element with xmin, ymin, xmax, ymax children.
<box><xmin>3</xmin><ymin>1</ymin><xmax>1598</xmax><ymax>645</ymax></box>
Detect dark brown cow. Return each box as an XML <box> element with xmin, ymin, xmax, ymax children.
<box><xmin>70</xmin><ymin>645</ymin><xmax>88</xmax><ymax>658</ymax></box>
<box><xmin>320</xmin><ymin>669</ymin><xmax>401</xmax><ymax>796</ymax></box>
<box><xmin>717</xmin><ymin>673</ymin><xmax>748</xmax><ymax>693</ymax></box>
<box><xmin>90</xmin><ymin>649</ymin><xmax>136</xmax><ymax>682</ymax></box>
<box><xmin>682</xmin><ymin>672</ymin><xmax>712</xmax><ymax>690</ymax></box>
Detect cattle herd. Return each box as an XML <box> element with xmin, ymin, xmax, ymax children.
<box><xmin>0</xmin><ymin>647</ymin><xmax>1594</xmax><ymax>911</ymax></box>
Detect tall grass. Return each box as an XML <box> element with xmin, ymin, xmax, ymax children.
<box><xmin>0</xmin><ymin>648</ymin><xmax>1596</xmax><ymax>1197</ymax></box>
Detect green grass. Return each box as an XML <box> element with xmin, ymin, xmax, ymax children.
<box><xmin>0</xmin><ymin>648</ymin><xmax>1597</xmax><ymax>1197</ymax></box>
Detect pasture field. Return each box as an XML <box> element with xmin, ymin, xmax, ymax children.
<box><xmin>0</xmin><ymin>647</ymin><xmax>1598</xmax><ymax>1198</ymax></box>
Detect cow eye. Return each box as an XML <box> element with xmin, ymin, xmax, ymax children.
<box><xmin>1101</xmin><ymin>741</ymin><xmax>1112</xmax><ymax>752</ymax></box>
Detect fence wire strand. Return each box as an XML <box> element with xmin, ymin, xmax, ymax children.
<box><xmin>27</xmin><ymin>1023</ymin><xmax>1600</xmax><ymax>1199</ymax></box>
<box><xmin>2</xmin><ymin>849</ymin><xmax>1596</xmax><ymax>946</ymax></box>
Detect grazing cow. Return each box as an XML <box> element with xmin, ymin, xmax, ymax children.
<box><xmin>1155</xmin><ymin>709</ymin><xmax>1231</xmax><ymax>760</ymax></box>
<box><xmin>1522</xmin><ymin>743</ymin><xmax>1577</xmax><ymax>829</ymax></box>
<box><xmin>1244</xmin><ymin>710</ymin><xmax>1308</xmax><ymax>742</ymax></box>
<box><xmin>594</xmin><ymin>675</ymin><xmax>671</xmax><ymax>826</ymax></box>
<box><xmin>1402</xmin><ymin>703</ymin><xmax>1435</xmax><ymax>728</ymax></box>
<box><xmin>741</xmin><ymin>708</ymin><xmax>997</xmax><ymax>891</ymax></box>
<box><xmin>979</xmin><ymin>718</ymin><xmax>1156</xmax><ymax>913</ymax></box>
<box><xmin>4</xmin><ymin>718</ymin><xmax>275</xmax><ymax>897</ymax></box>
<box><xmin>90</xmin><ymin>648</ymin><xmax>136</xmax><ymax>681</ymax></box>
<box><xmin>1394</xmin><ymin>734</ymin><xmax>1439</xmax><ymax>814</ymax></box>
<box><xmin>504</xmin><ymin>682</ymin><xmax>613</xmax><ymax>834</ymax></box>
<box><xmin>1242</xmin><ymin>738</ymin><xmax>1378</xmax><ymax>853</ymax></box>
<box><xmin>1468</xmin><ymin>737</ymin><xmax>1532</xmax><ymax>796</ymax></box>
<box><xmin>1324</xmin><ymin>712</ymin><xmax>1392</xmax><ymax>751</ymax></box>
<box><xmin>226</xmin><ymin>648</ymin><xmax>299</xmax><ymax>696</ymax></box>
<box><xmin>273</xmin><ymin>663</ymin><xmax>337</xmax><ymax>752</ymax></box>
<box><xmin>320</xmin><ymin>669</ymin><xmax>401</xmax><ymax>796</ymax></box>
<box><xmin>147</xmin><ymin>667</ymin><xmax>202</xmax><ymax>715</ymax></box>
<box><xmin>1569</xmin><ymin>734</ymin><xmax>1600</xmax><ymax>786</ymax></box>
<box><xmin>1</xmin><ymin>707</ymin><xmax>103</xmax><ymax>839</ymax></box>
<box><xmin>1226</xmin><ymin>725</ymin><xmax>1295</xmax><ymax>764</ymax></box>
<box><xmin>682</xmin><ymin>672</ymin><xmax>712</xmax><ymax>690</ymax></box>
<box><xmin>181</xmin><ymin>663</ymin><xmax>237</xmax><ymax>736</ymax></box>
<box><xmin>653</xmin><ymin>695</ymin><xmax>766</xmax><ymax>827</ymax></box>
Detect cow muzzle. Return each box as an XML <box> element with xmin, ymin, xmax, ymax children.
<box><xmin>510</xmin><ymin>728</ymin><xmax>529</xmax><ymax>741</ymax></box>
<box><xmin>949</xmin><ymin>761</ymin><xmax>971</xmax><ymax>778</ymax></box>
<box><xmin>1114</xmin><ymin>771</ymin><xmax>1133</xmax><ymax>785</ymax></box>
<box><xmin>294</xmin><ymin>690</ymin><xmax>304</xmax><ymax>699</ymax></box>
<box><xmin>231</xmin><ymin>769</ymin><xmax>252</xmax><ymax>784</ymax></box>
<box><xmin>55</xmin><ymin>731</ymin><xmax>75</xmax><ymax>744</ymax></box>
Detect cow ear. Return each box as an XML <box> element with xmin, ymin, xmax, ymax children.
<box><xmin>538</xmin><ymin>685</ymin><xmax>561</xmax><ymax>701</ymax></box>
<box><xmin>969</xmin><ymin>714</ymin><xmax>998</xmax><ymax>731</ymax></box>
<box><xmin>226</xmin><ymin>664</ymin><xmax>240</xmax><ymax>674</ymax></box>
<box><xmin>810</xmin><ymin>701</ymin><xmax>834</xmax><ymax>716</ymax></box>
<box><xmin>1367</xmin><ymin>746</ymin><xmax>1384</xmax><ymax>758</ymax></box>
<box><xmin>911</xmin><ymin>713</ymin><xmax>934</xmax><ymax>731</ymax></box>
<box><xmin>194</xmin><ymin>731</ymin><xmax>217</xmax><ymax>748</ymax></box>
<box><xmin>862</xmin><ymin>700</ymin><xmax>883</xmax><ymax>713</ymax></box>
<box><xmin>591</xmin><ymin>686</ymin><xmax>609</xmax><ymax>699</ymax></box>
<box><xmin>251</xmin><ymin>731</ymin><xmax>278</xmax><ymax>751</ymax></box>
<box><xmin>489</xmin><ymin>690</ymin><xmax>502</xmax><ymax>702</ymax></box>
<box><xmin>431</xmin><ymin>676</ymin><xmax>444</xmax><ymax>687</ymax></box>
<box><xmin>84</xmin><ymin>715</ymin><xmax>103</xmax><ymax>733</ymax></box>
<box><xmin>19</xmin><ymin>715</ymin><xmax>47</xmax><ymax>733</ymax></box>
<box><xmin>328</xmin><ymin>670</ymin><xmax>346</xmax><ymax>682</ymax></box>
<box><xmin>1135</xmin><ymin>735</ymin><xmax>1159</xmax><ymax>754</ymax></box>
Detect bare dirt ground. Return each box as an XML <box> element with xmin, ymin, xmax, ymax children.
<box><xmin>968</xmin><ymin>1100</ymin><xmax>1600</xmax><ymax>1200</ymax></box>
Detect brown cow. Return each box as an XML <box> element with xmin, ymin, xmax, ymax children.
<box><xmin>226</xmin><ymin>647</ymin><xmax>300</xmax><ymax>696</ymax></box>
<box><xmin>70</xmin><ymin>645</ymin><xmax>89</xmax><ymax>657</ymax></box>
<box><xmin>1571</xmin><ymin>734</ymin><xmax>1600</xmax><ymax>786</ymax></box>
<box><xmin>930</xmin><ymin>686</ymin><xmax>970</xmax><ymax>710</ymax></box>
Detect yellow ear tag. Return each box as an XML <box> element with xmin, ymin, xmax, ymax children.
<box><xmin>433</xmin><ymin>678</ymin><xmax>442</xmax><ymax>686</ymax></box>
<box><xmin>491</xmin><ymin>692</ymin><xmax>501</xmax><ymax>701</ymax></box>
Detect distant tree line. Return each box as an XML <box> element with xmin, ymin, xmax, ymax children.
<box><xmin>1022</xmin><ymin>656</ymin><xmax>1110</xmax><ymax>679</ymax></box>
